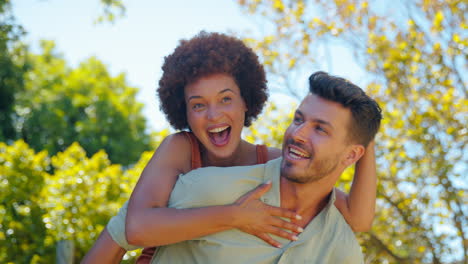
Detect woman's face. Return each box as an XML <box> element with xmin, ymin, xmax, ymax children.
<box><xmin>185</xmin><ymin>73</ymin><xmax>247</xmax><ymax>160</ymax></box>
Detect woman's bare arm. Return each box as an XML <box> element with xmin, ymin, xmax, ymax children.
<box><xmin>334</xmin><ymin>141</ymin><xmax>376</xmax><ymax>232</ymax></box>
<box><xmin>126</xmin><ymin>133</ymin><xmax>302</xmax><ymax>247</ymax></box>
<box><xmin>81</xmin><ymin>228</ymin><xmax>126</xmax><ymax>264</ymax></box>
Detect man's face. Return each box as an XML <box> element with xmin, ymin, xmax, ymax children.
<box><xmin>280</xmin><ymin>93</ymin><xmax>353</xmax><ymax>183</ymax></box>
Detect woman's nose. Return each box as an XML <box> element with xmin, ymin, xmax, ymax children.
<box><xmin>207</xmin><ymin>105</ymin><xmax>222</xmax><ymax>121</ymax></box>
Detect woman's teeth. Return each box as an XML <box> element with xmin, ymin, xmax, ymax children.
<box><xmin>208</xmin><ymin>126</ymin><xmax>230</xmax><ymax>146</ymax></box>
<box><xmin>208</xmin><ymin>126</ymin><xmax>229</xmax><ymax>133</ymax></box>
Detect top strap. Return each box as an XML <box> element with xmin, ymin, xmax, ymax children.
<box><xmin>255</xmin><ymin>144</ymin><xmax>268</xmax><ymax>164</ymax></box>
<box><xmin>183</xmin><ymin>131</ymin><xmax>202</xmax><ymax>170</ymax></box>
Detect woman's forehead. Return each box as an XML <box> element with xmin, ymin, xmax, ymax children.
<box><xmin>185</xmin><ymin>74</ymin><xmax>239</xmax><ymax>97</ymax></box>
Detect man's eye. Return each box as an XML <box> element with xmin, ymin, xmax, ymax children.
<box><xmin>316</xmin><ymin>126</ymin><xmax>327</xmax><ymax>133</ymax></box>
<box><xmin>294</xmin><ymin>116</ymin><xmax>303</xmax><ymax>123</ymax></box>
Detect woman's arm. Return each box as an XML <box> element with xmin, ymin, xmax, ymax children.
<box><xmin>126</xmin><ymin>133</ymin><xmax>302</xmax><ymax>247</ymax></box>
<box><xmin>81</xmin><ymin>228</ymin><xmax>126</xmax><ymax>264</ymax></box>
<box><xmin>334</xmin><ymin>141</ymin><xmax>376</xmax><ymax>232</ymax></box>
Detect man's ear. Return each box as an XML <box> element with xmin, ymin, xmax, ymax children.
<box><xmin>342</xmin><ymin>144</ymin><xmax>365</xmax><ymax>167</ymax></box>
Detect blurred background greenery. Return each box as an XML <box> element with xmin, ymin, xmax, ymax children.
<box><xmin>0</xmin><ymin>0</ymin><xmax>466</xmax><ymax>263</ymax></box>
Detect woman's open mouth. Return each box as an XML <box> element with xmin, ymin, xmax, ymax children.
<box><xmin>208</xmin><ymin>125</ymin><xmax>231</xmax><ymax>146</ymax></box>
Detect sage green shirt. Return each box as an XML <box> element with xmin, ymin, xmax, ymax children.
<box><xmin>107</xmin><ymin>158</ymin><xmax>364</xmax><ymax>264</ymax></box>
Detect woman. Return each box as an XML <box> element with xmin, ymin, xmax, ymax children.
<box><xmin>83</xmin><ymin>32</ymin><xmax>376</xmax><ymax>263</ymax></box>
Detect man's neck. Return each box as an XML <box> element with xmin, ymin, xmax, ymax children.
<box><xmin>279</xmin><ymin>176</ymin><xmax>336</xmax><ymax>228</ymax></box>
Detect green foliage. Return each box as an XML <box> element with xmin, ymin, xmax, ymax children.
<box><xmin>237</xmin><ymin>0</ymin><xmax>467</xmax><ymax>263</ymax></box>
<box><xmin>41</xmin><ymin>143</ymin><xmax>124</xmax><ymax>260</ymax></box>
<box><xmin>0</xmin><ymin>140</ymin><xmax>53</xmax><ymax>263</ymax></box>
<box><xmin>15</xmin><ymin>40</ymin><xmax>151</xmax><ymax>165</ymax></box>
<box><xmin>244</xmin><ymin>101</ymin><xmax>295</xmax><ymax>148</ymax></box>
<box><xmin>96</xmin><ymin>0</ymin><xmax>126</xmax><ymax>24</ymax></box>
<box><xmin>0</xmin><ymin>0</ymin><xmax>28</xmax><ymax>142</ymax></box>
<box><xmin>119</xmin><ymin>149</ymin><xmax>154</xmax><ymax>263</ymax></box>
<box><xmin>0</xmin><ymin>136</ymin><xmax>159</xmax><ymax>263</ymax></box>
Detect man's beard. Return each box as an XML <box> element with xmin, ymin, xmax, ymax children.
<box><xmin>281</xmin><ymin>154</ymin><xmax>340</xmax><ymax>184</ymax></box>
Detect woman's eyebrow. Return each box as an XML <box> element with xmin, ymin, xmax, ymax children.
<box><xmin>187</xmin><ymin>95</ymin><xmax>202</xmax><ymax>102</ymax></box>
<box><xmin>219</xmin><ymin>88</ymin><xmax>235</xmax><ymax>94</ymax></box>
<box><xmin>188</xmin><ymin>88</ymin><xmax>236</xmax><ymax>101</ymax></box>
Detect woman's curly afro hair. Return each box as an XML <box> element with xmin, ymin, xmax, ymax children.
<box><xmin>157</xmin><ymin>31</ymin><xmax>268</xmax><ymax>130</ymax></box>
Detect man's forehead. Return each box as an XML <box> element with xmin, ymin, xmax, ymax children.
<box><xmin>297</xmin><ymin>93</ymin><xmax>350</xmax><ymax>125</ymax></box>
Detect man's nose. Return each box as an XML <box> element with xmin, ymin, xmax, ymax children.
<box><xmin>291</xmin><ymin>124</ymin><xmax>308</xmax><ymax>144</ymax></box>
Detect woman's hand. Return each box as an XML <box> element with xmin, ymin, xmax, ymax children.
<box><xmin>231</xmin><ymin>182</ymin><xmax>303</xmax><ymax>248</ymax></box>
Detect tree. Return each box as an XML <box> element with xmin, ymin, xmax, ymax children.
<box><xmin>236</xmin><ymin>0</ymin><xmax>467</xmax><ymax>263</ymax></box>
<box><xmin>41</xmin><ymin>142</ymin><xmax>155</xmax><ymax>263</ymax></box>
<box><xmin>96</xmin><ymin>0</ymin><xmax>126</xmax><ymax>23</ymax></box>
<box><xmin>14</xmin><ymin>40</ymin><xmax>151</xmax><ymax>165</ymax></box>
<box><xmin>0</xmin><ymin>138</ymin><xmax>158</xmax><ymax>263</ymax></box>
<box><xmin>41</xmin><ymin>143</ymin><xmax>125</xmax><ymax>262</ymax></box>
<box><xmin>0</xmin><ymin>140</ymin><xmax>52</xmax><ymax>263</ymax></box>
<box><xmin>0</xmin><ymin>0</ymin><xmax>28</xmax><ymax>142</ymax></box>
<box><xmin>0</xmin><ymin>0</ymin><xmax>125</xmax><ymax>140</ymax></box>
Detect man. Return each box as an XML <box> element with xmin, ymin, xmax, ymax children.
<box><xmin>106</xmin><ymin>71</ymin><xmax>382</xmax><ymax>263</ymax></box>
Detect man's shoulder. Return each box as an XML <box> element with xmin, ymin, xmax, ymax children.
<box><xmin>168</xmin><ymin>159</ymin><xmax>280</xmax><ymax>209</ymax></box>
<box><xmin>181</xmin><ymin>157</ymin><xmax>281</xmax><ymax>182</ymax></box>
<box><xmin>327</xmin><ymin>206</ymin><xmax>364</xmax><ymax>263</ymax></box>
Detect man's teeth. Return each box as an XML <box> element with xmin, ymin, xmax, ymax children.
<box><xmin>208</xmin><ymin>126</ymin><xmax>229</xmax><ymax>133</ymax></box>
<box><xmin>289</xmin><ymin>147</ymin><xmax>310</xmax><ymax>158</ymax></box>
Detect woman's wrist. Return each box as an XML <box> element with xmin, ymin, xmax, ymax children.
<box><xmin>222</xmin><ymin>204</ymin><xmax>243</xmax><ymax>229</ymax></box>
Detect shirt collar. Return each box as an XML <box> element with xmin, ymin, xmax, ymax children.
<box><xmin>261</xmin><ymin>158</ymin><xmax>338</xmax><ymax>248</ymax></box>
<box><xmin>261</xmin><ymin>158</ymin><xmax>282</xmax><ymax>207</ymax></box>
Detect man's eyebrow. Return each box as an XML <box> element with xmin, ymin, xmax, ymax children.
<box><xmin>316</xmin><ymin>119</ymin><xmax>334</xmax><ymax>129</ymax></box>
<box><xmin>188</xmin><ymin>88</ymin><xmax>235</xmax><ymax>101</ymax></box>
<box><xmin>296</xmin><ymin>109</ymin><xmax>334</xmax><ymax>129</ymax></box>
<box><xmin>295</xmin><ymin>109</ymin><xmax>304</xmax><ymax>117</ymax></box>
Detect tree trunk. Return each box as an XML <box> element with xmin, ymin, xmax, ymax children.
<box><xmin>56</xmin><ymin>240</ymin><xmax>74</xmax><ymax>264</ymax></box>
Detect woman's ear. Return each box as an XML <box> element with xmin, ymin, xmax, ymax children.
<box><xmin>342</xmin><ymin>144</ymin><xmax>365</xmax><ymax>167</ymax></box>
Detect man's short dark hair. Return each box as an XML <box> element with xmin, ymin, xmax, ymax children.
<box><xmin>308</xmin><ymin>71</ymin><xmax>382</xmax><ymax>146</ymax></box>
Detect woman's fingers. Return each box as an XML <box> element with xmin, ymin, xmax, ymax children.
<box><xmin>256</xmin><ymin>233</ymin><xmax>282</xmax><ymax>248</ymax></box>
<box><xmin>266</xmin><ymin>205</ymin><xmax>302</xmax><ymax>221</ymax></box>
<box><xmin>268</xmin><ymin>216</ymin><xmax>304</xmax><ymax>233</ymax></box>
<box><xmin>256</xmin><ymin>225</ymin><xmax>302</xmax><ymax>247</ymax></box>
<box><xmin>234</xmin><ymin>182</ymin><xmax>306</xmax><ymax>245</ymax></box>
<box><xmin>264</xmin><ymin>226</ymin><xmax>299</xmax><ymax>242</ymax></box>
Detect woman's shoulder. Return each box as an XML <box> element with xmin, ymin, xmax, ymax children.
<box><xmin>252</xmin><ymin>142</ymin><xmax>281</xmax><ymax>162</ymax></box>
<box><xmin>156</xmin><ymin>131</ymin><xmax>193</xmax><ymax>172</ymax></box>
<box><xmin>160</xmin><ymin>131</ymin><xmax>191</xmax><ymax>148</ymax></box>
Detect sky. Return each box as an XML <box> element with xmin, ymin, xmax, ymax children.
<box><xmin>12</xmin><ymin>0</ymin><xmax>361</xmax><ymax>131</ymax></box>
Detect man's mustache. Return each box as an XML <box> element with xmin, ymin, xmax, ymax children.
<box><xmin>285</xmin><ymin>138</ymin><xmax>313</xmax><ymax>158</ymax></box>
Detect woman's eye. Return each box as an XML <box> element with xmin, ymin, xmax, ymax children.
<box><xmin>192</xmin><ymin>103</ymin><xmax>204</xmax><ymax>110</ymax></box>
<box><xmin>222</xmin><ymin>97</ymin><xmax>232</xmax><ymax>103</ymax></box>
